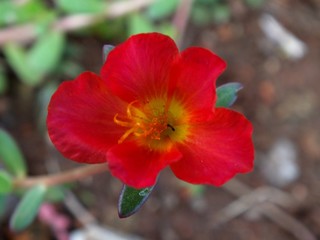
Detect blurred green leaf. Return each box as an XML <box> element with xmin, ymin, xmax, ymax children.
<box><xmin>216</xmin><ymin>82</ymin><xmax>243</xmax><ymax>107</ymax></box>
<box><xmin>16</xmin><ymin>0</ymin><xmax>48</xmax><ymax>23</ymax></box>
<box><xmin>56</xmin><ymin>0</ymin><xmax>106</xmax><ymax>14</ymax></box>
<box><xmin>10</xmin><ymin>185</ymin><xmax>47</xmax><ymax>232</ymax></box>
<box><xmin>45</xmin><ymin>186</ymin><xmax>65</xmax><ymax>202</ymax></box>
<box><xmin>0</xmin><ymin>0</ymin><xmax>48</xmax><ymax>26</ymax></box>
<box><xmin>147</xmin><ymin>0</ymin><xmax>179</xmax><ymax>20</ymax></box>
<box><xmin>196</xmin><ymin>0</ymin><xmax>220</xmax><ymax>5</ymax></box>
<box><xmin>245</xmin><ymin>0</ymin><xmax>264</xmax><ymax>8</ymax></box>
<box><xmin>0</xmin><ymin>195</ymin><xmax>7</xmax><ymax>219</ymax></box>
<box><xmin>28</xmin><ymin>31</ymin><xmax>65</xmax><ymax>79</ymax></box>
<box><xmin>157</xmin><ymin>22</ymin><xmax>176</xmax><ymax>39</ymax></box>
<box><xmin>0</xmin><ymin>129</ymin><xmax>27</xmax><ymax>178</ymax></box>
<box><xmin>118</xmin><ymin>184</ymin><xmax>155</xmax><ymax>218</ymax></box>
<box><xmin>0</xmin><ymin>1</ymin><xmax>15</xmax><ymax>26</ymax></box>
<box><xmin>3</xmin><ymin>43</ymin><xmax>41</xmax><ymax>86</ymax></box>
<box><xmin>128</xmin><ymin>14</ymin><xmax>154</xmax><ymax>36</ymax></box>
<box><xmin>191</xmin><ymin>5</ymin><xmax>212</xmax><ymax>26</ymax></box>
<box><xmin>212</xmin><ymin>4</ymin><xmax>230</xmax><ymax>23</ymax></box>
<box><xmin>0</xmin><ymin>170</ymin><xmax>13</xmax><ymax>194</ymax></box>
<box><xmin>5</xmin><ymin>31</ymin><xmax>65</xmax><ymax>86</ymax></box>
<box><xmin>37</xmin><ymin>82</ymin><xmax>58</xmax><ymax>131</ymax></box>
<box><xmin>34</xmin><ymin>11</ymin><xmax>58</xmax><ymax>36</ymax></box>
<box><xmin>0</xmin><ymin>67</ymin><xmax>8</xmax><ymax>95</ymax></box>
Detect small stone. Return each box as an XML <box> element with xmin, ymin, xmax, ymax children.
<box><xmin>261</xmin><ymin>138</ymin><xmax>300</xmax><ymax>187</ymax></box>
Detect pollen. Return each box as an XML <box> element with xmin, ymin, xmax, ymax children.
<box><xmin>114</xmin><ymin>100</ymin><xmax>170</xmax><ymax>144</ymax></box>
<box><xmin>114</xmin><ymin>98</ymin><xmax>190</xmax><ymax>150</ymax></box>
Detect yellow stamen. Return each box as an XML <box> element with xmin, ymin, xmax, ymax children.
<box><xmin>114</xmin><ymin>100</ymin><xmax>170</xmax><ymax>144</ymax></box>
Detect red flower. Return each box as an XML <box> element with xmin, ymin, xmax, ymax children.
<box><xmin>47</xmin><ymin>33</ymin><xmax>254</xmax><ymax>188</ymax></box>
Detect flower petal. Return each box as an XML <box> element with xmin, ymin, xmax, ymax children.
<box><xmin>107</xmin><ymin>142</ymin><xmax>182</xmax><ymax>188</ymax></box>
<box><xmin>47</xmin><ymin>72</ymin><xmax>126</xmax><ymax>164</ymax></box>
<box><xmin>170</xmin><ymin>108</ymin><xmax>254</xmax><ymax>186</ymax></box>
<box><xmin>101</xmin><ymin>33</ymin><xmax>179</xmax><ymax>102</ymax></box>
<box><xmin>170</xmin><ymin>47</ymin><xmax>226</xmax><ymax>121</ymax></box>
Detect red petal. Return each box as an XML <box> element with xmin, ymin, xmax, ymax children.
<box><xmin>107</xmin><ymin>142</ymin><xmax>182</xmax><ymax>188</ymax></box>
<box><xmin>170</xmin><ymin>47</ymin><xmax>226</xmax><ymax>121</ymax></box>
<box><xmin>47</xmin><ymin>72</ymin><xmax>126</xmax><ymax>164</ymax></box>
<box><xmin>170</xmin><ymin>108</ymin><xmax>254</xmax><ymax>186</ymax></box>
<box><xmin>101</xmin><ymin>33</ymin><xmax>179</xmax><ymax>102</ymax></box>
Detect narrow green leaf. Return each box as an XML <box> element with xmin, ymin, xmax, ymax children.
<box><xmin>118</xmin><ymin>184</ymin><xmax>155</xmax><ymax>218</ymax></box>
<box><xmin>0</xmin><ymin>66</ymin><xmax>8</xmax><ymax>94</ymax></box>
<box><xmin>102</xmin><ymin>45</ymin><xmax>114</xmax><ymax>62</ymax></box>
<box><xmin>0</xmin><ymin>129</ymin><xmax>27</xmax><ymax>177</ymax></box>
<box><xmin>10</xmin><ymin>185</ymin><xmax>47</xmax><ymax>232</ymax></box>
<box><xmin>147</xmin><ymin>0</ymin><xmax>179</xmax><ymax>20</ymax></box>
<box><xmin>3</xmin><ymin>43</ymin><xmax>41</xmax><ymax>86</ymax></box>
<box><xmin>28</xmin><ymin>31</ymin><xmax>65</xmax><ymax>80</ymax></box>
<box><xmin>216</xmin><ymin>82</ymin><xmax>243</xmax><ymax>107</ymax></box>
<box><xmin>56</xmin><ymin>0</ymin><xmax>106</xmax><ymax>14</ymax></box>
<box><xmin>0</xmin><ymin>170</ymin><xmax>13</xmax><ymax>194</ymax></box>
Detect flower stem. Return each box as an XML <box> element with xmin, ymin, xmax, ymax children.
<box><xmin>13</xmin><ymin>163</ymin><xmax>109</xmax><ymax>189</ymax></box>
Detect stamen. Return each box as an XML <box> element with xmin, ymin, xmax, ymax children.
<box><xmin>113</xmin><ymin>114</ymin><xmax>133</xmax><ymax>127</ymax></box>
<box><xmin>114</xmin><ymin>100</ymin><xmax>171</xmax><ymax>144</ymax></box>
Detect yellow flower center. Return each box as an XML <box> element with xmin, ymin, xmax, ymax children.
<box><xmin>114</xmin><ymin>98</ymin><xmax>189</xmax><ymax>151</ymax></box>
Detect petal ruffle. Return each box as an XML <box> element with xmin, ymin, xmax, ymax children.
<box><xmin>47</xmin><ymin>72</ymin><xmax>126</xmax><ymax>164</ymax></box>
<box><xmin>170</xmin><ymin>47</ymin><xmax>226</xmax><ymax>121</ymax></box>
<box><xmin>107</xmin><ymin>142</ymin><xmax>182</xmax><ymax>188</ymax></box>
<box><xmin>170</xmin><ymin>108</ymin><xmax>254</xmax><ymax>186</ymax></box>
<box><xmin>101</xmin><ymin>33</ymin><xmax>179</xmax><ymax>103</ymax></box>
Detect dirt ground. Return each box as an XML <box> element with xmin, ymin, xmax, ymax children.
<box><xmin>1</xmin><ymin>0</ymin><xmax>320</xmax><ymax>239</ymax></box>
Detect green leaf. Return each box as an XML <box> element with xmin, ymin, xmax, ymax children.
<box><xmin>118</xmin><ymin>184</ymin><xmax>155</xmax><ymax>218</ymax></box>
<box><xmin>0</xmin><ymin>66</ymin><xmax>8</xmax><ymax>95</ymax></box>
<box><xmin>0</xmin><ymin>1</ymin><xmax>15</xmax><ymax>26</ymax></box>
<box><xmin>45</xmin><ymin>186</ymin><xmax>65</xmax><ymax>202</ymax></box>
<box><xmin>3</xmin><ymin>43</ymin><xmax>41</xmax><ymax>86</ymax></box>
<box><xmin>0</xmin><ymin>129</ymin><xmax>27</xmax><ymax>177</ymax></box>
<box><xmin>102</xmin><ymin>45</ymin><xmax>114</xmax><ymax>62</ymax></box>
<box><xmin>216</xmin><ymin>82</ymin><xmax>243</xmax><ymax>107</ymax></box>
<box><xmin>0</xmin><ymin>170</ymin><xmax>13</xmax><ymax>194</ymax></box>
<box><xmin>56</xmin><ymin>0</ymin><xmax>106</xmax><ymax>14</ymax></box>
<box><xmin>0</xmin><ymin>195</ymin><xmax>7</xmax><ymax>219</ymax></box>
<box><xmin>15</xmin><ymin>0</ymin><xmax>48</xmax><ymax>23</ymax></box>
<box><xmin>157</xmin><ymin>22</ymin><xmax>177</xmax><ymax>39</ymax></box>
<box><xmin>10</xmin><ymin>185</ymin><xmax>47</xmax><ymax>232</ymax></box>
<box><xmin>147</xmin><ymin>0</ymin><xmax>179</xmax><ymax>20</ymax></box>
<box><xmin>128</xmin><ymin>14</ymin><xmax>154</xmax><ymax>36</ymax></box>
<box><xmin>28</xmin><ymin>31</ymin><xmax>65</xmax><ymax>80</ymax></box>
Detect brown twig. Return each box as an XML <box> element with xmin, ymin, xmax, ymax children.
<box><xmin>0</xmin><ymin>0</ymin><xmax>155</xmax><ymax>46</ymax></box>
<box><xmin>258</xmin><ymin>203</ymin><xmax>317</xmax><ymax>240</ymax></box>
<box><xmin>13</xmin><ymin>163</ymin><xmax>109</xmax><ymax>188</ymax></box>
<box><xmin>212</xmin><ymin>179</ymin><xmax>317</xmax><ymax>240</ymax></box>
